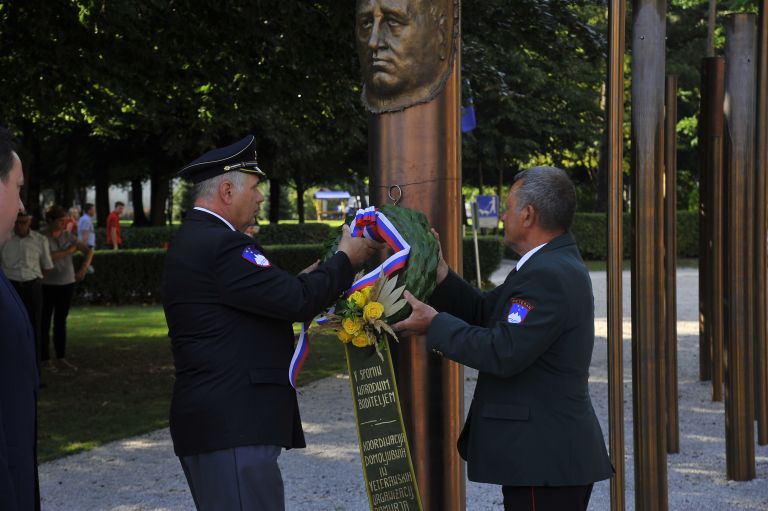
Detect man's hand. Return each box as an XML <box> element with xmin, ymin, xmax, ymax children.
<box><xmin>431</xmin><ymin>228</ymin><xmax>449</xmax><ymax>285</ymax></box>
<box><xmin>391</xmin><ymin>291</ymin><xmax>438</xmax><ymax>336</ymax></box>
<box><xmin>337</xmin><ymin>224</ymin><xmax>382</xmax><ymax>269</ymax></box>
<box><xmin>299</xmin><ymin>259</ymin><xmax>320</xmax><ymax>275</ymax></box>
<box><xmin>75</xmin><ymin>269</ymin><xmax>87</xmax><ymax>282</ymax></box>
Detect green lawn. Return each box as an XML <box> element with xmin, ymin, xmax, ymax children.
<box><xmin>37</xmin><ymin>306</ymin><xmax>346</xmax><ymax>462</ymax></box>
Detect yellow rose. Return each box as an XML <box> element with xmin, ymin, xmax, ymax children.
<box><xmin>361</xmin><ymin>287</ymin><xmax>372</xmax><ymax>300</ymax></box>
<box><xmin>349</xmin><ymin>291</ymin><xmax>367</xmax><ymax>308</ymax></box>
<box><xmin>342</xmin><ymin>316</ymin><xmax>364</xmax><ymax>335</ymax></box>
<box><xmin>363</xmin><ymin>301</ymin><xmax>385</xmax><ymax>322</ymax></box>
<box><xmin>337</xmin><ymin>330</ymin><xmax>352</xmax><ymax>343</ymax></box>
<box><xmin>352</xmin><ymin>333</ymin><xmax>371</xmax><ymax>347</ymax></box>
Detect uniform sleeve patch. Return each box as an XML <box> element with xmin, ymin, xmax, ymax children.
<box><xmin>507</xmin><ymin>298</ymin><xmax>534</xmax><ymax>324</ymax></box>
<box><xmin>242</xmin><ymin>245</ymin><xmax>271</xmax><ymax>268</ymax></box>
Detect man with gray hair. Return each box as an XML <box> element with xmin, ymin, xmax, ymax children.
<box><xmin>163</xmin><ymin>135</ymin><xmax>381</xmax><ymax>510</ymax></box>
<box><xmin>394</xmin><ymin>166</ymin><xmax>612</xmax><ymax>510</ymax></box>
<box><xmin>0</xmin><ymin>126</ymin><xmax>40</xmax><ymax>511</ymax></box>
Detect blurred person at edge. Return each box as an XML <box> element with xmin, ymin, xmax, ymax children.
<box><xmin>0</xmin><ymin>125</ymin><xmax>41</xmax><ymax>511</ymax></box>
<box><xmin>40</xmin><ymin>205</ymin><xmax>94</xmax><ymax>372</ymax></box>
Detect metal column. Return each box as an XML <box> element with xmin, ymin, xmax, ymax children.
<box><xmin>664</xmin><ymin>74</ymin><xmax>679</xmax><ymax>454</ymax></box>
<box><xmin>607</xmin><ymin>1</ymin><xmax>627</xmax><ymax>508</ymax></box>
<box><xmin>630</xmin><ymin>1</ymin><xmax>668</xmax><ymax>508</ymax></box>
<box><xmin>723</xmin><ymin>13</ymin><xmax>757</xmax><ymax>481</ymax></box>
<box><xmin>368</xmin><ymin>47</ymin><xmax>465</xmax><ymax>511</ymax></box>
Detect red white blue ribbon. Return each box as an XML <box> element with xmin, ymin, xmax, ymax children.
<box><xmin>346</xmin><ymin>207</ymin><xmax>411</xmax><ymax>295</ymax></box>
<box><xmin>288</xmin><ymin>207</ymin><xmax>411</xmax><ymax>388</ymax></box>
<box><xmin>289</xmin><ymin>320</ymin><xmax>311</xmax><ymax>389</ymax></box>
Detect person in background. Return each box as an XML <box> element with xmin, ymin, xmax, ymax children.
<box><xmin>0</xmin><ymin>211</ymin><xmax>54</xmax><ymax>366</ymax></box>
<box><xmin>41</xmin><ymin>205</ymin><xmax>94</xmax><ymax>372</ymax></box>
<box><xmin>244</xmin><ymin>223</ymin><xmax>260</xmax><ymax>237</ymax></box>
<box><xmin>106</xmin><ymin>201</ymin><xmax>124</xmax><ymax>250</ymax></box>
<box><xmin>0</xmin><ymin>126</ymin><xmax>40</xmax><ymax>511</ymax></box>
<box><xmin>77</xmin><ymin>203</ymin><xmax>95</xmax><ymax>248</ymax></box>
<box><xmin>63</xmin><ymin>207</ymin><xmax>79</xmax><ymax>235</ymax></box>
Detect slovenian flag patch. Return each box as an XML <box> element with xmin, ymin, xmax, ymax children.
<box><xmin>242</xmin><ymin>245</ymin><xmax>271</xmax><ymax>268</ymax></box>
<box><xmin>507</xmin><ymin>298</ymin><xmax>533</xmax><ymax>324</ymax></box>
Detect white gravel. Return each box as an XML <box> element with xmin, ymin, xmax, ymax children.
<box><xmin>39</xmin><ymin>262</ymin><xmax>768</xmax><ymax>510</ymax></box>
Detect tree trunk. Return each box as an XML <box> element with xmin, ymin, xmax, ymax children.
<box><xmin>95</xmin><ymin>162</ymin><xmax>110</xmax><ymax>227</ymax></box>
<box><xmin>269</xmin><ymin>178</ymin><xmax>281</xmax><ymax>224</ymax></box>
<box><xmin>150</xmin><ymin>169</ymin><xmax>169</xmax><ymax>226</ymax></box>
<box><xmin>295</xmin><ymin>175</ymin><xmax>306</xmax><ymax>224</ymax></box>
<box><xmin>596</xmin><ymin>131</ymin><xmax>609</xmax><ymax>212</ymax></box>
<box><xmin>62</xmin><ymin>126</ymin><xmax>87</xmax><ymax>209</ymax></box>
<box><xmin>20</xmin><ymin>121</ymin><xmax>42</xmax><ymax>225</ymax></box>
<box><xmin>131</xmin><ymin>178</ymin><xmax>150</xmax><ymax>226</ymax></box>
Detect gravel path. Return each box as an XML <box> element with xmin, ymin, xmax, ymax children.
<box><xmin>39</xmin><ymin>263</ymin><xmax>768</xmax><ymax>510</ymax></box>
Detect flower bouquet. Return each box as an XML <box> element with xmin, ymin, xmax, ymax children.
<box><xmin>313</xmin><ymin>271</ymin><xmax>408</xmax><ymax>359</ymax></box>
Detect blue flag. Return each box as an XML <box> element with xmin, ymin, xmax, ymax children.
<box><xmin>461</xmin><ymin>98</ymin><xmax>477</xmax><ymax>133</ymax></box>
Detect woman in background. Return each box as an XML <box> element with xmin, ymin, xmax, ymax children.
<box><xmin>62</xmin><ymin>207</ymin><xmax>79</xmax><ymax>235</ymax></box>
<box><xmin>41</xmin><ymin>205</ymin><xmax>93</xmax><ymax>371</ymax></box>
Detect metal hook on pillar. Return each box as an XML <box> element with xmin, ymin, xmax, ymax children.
<box><xmin>388</xmin><ymin>185</ymin><xmax>403</xmax><ymax>205</ymax></box>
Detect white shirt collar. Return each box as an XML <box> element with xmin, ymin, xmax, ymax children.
<box><xmin>516</xmin><ymin>242</ymin><xmax>547</xmax><ymax>271</ymax></box>
<box><xmin>193</xmin><ymin>206</ymin><xmax>236</xmax><ymax>232</ymax></box>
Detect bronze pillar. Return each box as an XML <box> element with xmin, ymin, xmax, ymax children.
<box><xmin>664</xmin><ymin>74</ymin><xmax>680</xmax><ymax>454</ymax></box>
<box><xmin>607</xmin><ymin>1</ymin><xmax>627</xmax><ymax>508</ymax></box>
<box><xmin>755</xmin><ymin>0</ymin><xmax>768</xmax><ymax>446</ymax></box>
<box><xmin>723</xmin><ymin>13</ymin><xmax>757</xmax><ymax>481</ymax></box>
<box><xmin>630</xmin><ymin>1</ymin><xmax>668</xmax><ymax>509</ymax></box>
<box><xmin>367</xmin><ymin>41</ymin><xmax>465</xmax><ymax>511</ymax></box>
<box><xmin>699</xmin><ymin>62</ymin><xmax>713</xmax><ymax>384</ymax></box>
<box><xmin>700</xmin><ymin>57</ymin><xmax>726</xmax><ymax>402</ymax></box>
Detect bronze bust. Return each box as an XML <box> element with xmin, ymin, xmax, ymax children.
<box><xmin>355</xmin><ymin>0</ymin><xmax>459</xmax><ymax>113</ymax></box>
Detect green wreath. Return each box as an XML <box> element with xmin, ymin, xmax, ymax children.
<box><xmin>322</xmin><ymin>204</ymin><xmax>439</xmax><ymax>323</ymax></box>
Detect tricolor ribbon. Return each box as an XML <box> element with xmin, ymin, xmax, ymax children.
<box><xmin>288</xmin><ymin>206</ymin><xmax>411</xmax><ymax>388</ymax></box>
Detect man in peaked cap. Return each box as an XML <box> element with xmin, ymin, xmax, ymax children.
<box><xmin>162</xmin><ymin>135</ymin><xmax>380</xmax><ymax>510</ymax></box>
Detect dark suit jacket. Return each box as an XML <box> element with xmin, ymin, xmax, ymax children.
<box><xmin>0</xmin><ymin>271</ymin><xmax>39</xmax><ymax>511</ymax></box>
<box><xmin>162</xmin><ymin>209</ymin><xmax>354</xmax><ymax>457</ymax></box>
<box><xmin>427</xmin><ymin>232</ymin><xmax>612</xmax><ymax>486</ymax></box>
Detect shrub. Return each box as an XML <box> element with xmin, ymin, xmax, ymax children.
<box><xmin>502</xmin><ymin>211</ymin><xmax>698</xmax><ymax>260</ymax></box>
<box><xmin>72</xmin><ymin>236</ymin><xmax>506</xmax><ymax>304</ymax></box>
<box><xmin>463</xmin><ymin>236</ymin><xmax>504</xmax><ymax>283</ymax></box>
<box><xmin>74</xmin><ymin>249</ymin><xmax>166</xmax><ymax>304</ymax></box>
<box><xmin>93</xmin><ymin>222</ymin><xmax>335</xmax><ymax>249</ymax></box>
<box><xmin>257</xmin><ymin>223</ymin><xmax>334</xmax><ymax>245</ymax></box>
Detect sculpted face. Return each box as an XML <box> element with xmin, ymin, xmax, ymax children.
<box><xmin>356</xmin><ymin>0</ymin><xmax>455</xmax><ymax>113</ymax></box>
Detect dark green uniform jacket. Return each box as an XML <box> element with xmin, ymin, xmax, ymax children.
<box><xmin>162</xmin><ymin>209</ymin><xmax>353</xmax><ymax>457</ymax></box>
<box><xmin>427</xmin><ymin>232</ymin><xmax>612</xmax><ymax>486</ymax></box>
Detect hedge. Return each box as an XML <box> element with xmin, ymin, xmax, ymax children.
<box><xmin>93</xmin><ymin>222</ymin><xmax>335</xmax><ymax>249</ymax></box>
<box><xmin>463</xmin><ymin>236</ymin><xmax>505</xmax><ymax>283</ymax></box>
<box><xmin>73</xmin><ymin>236</ymin><xmax>505</xmax><ymax>304</ymax></box>
<box><xmin>503</xmin><ymin>211</ymin><xmax>698</xmax><ymax>260</ymax></box>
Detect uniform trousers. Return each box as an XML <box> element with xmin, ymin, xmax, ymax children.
<box><xmin>180</xmin><ymin>445</ymin><xmax>284</xmax><ymax>511</ymax></box>
<box><xmin>10</xmin><ymin>279</ymin><xmax>43</xmax><ymax>366</ymax></box>
<box><xmin>502</xmin><ymin>484</ymin><xmax>593</xmax><ymax>511</ymax></box>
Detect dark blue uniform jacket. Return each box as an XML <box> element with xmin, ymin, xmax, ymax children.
<box><xmin>162</xmin><ymin>209</ymin><xmax>353</xmax><ymax>456</ymax></box>
<box><xmin>427</xmin><ymin>232</ymin><xmax>613</xmax><ymax>486</ymax></box>
<box><xmin>0</xmin><ymin>271</ymin><xmax>39</xmax><ymax>511</ymax></box>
